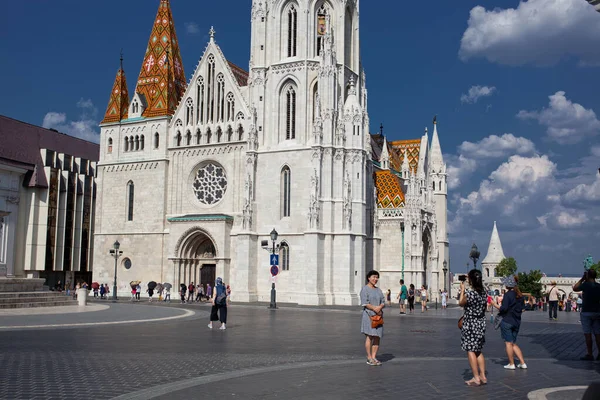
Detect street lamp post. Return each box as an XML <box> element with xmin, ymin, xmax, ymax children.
<box><xmin>109</xmin><ymin>240</ymin><xmax>123</xmax><ymax>301</ymax></box>
<box><xmin>270</xmin><ymin>228</ymin><xmax>278</xmax><ymax>309</ymax></box>
<box><xmin>442</xmin><ymin>260</ymin><xmax>448</xmax><ymax>291</ymax></box>
<box><xmin>469</xmin><ymin>243</ymin><xmax>480</xmax><ymax>271</ymax></box>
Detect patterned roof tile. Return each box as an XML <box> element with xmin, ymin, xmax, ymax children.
<box><xmin>374</xmin><ymin>170</ymin><xmax>405</xmax><ymax>209</ymax></box>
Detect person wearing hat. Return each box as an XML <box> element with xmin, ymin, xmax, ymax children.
<box><xmin>547</xmin><ymin>281</ymin><xmax>559</xmax><ymax>321</ymax></box>
<box><xmin>491</xmin><ymin>275</ymin><xmax>527</xmax><ymax>370</ymax></box>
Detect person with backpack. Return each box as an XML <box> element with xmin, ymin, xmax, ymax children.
<box><xmin>208</xmin><ymin>277</ymin><xmax>228</xmax><ymax>330</ymax></box>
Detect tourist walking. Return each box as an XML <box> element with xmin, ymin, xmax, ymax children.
<box><xmin>147</xmin><ymin>286</ymin><xmax>154</xmax><ymax>302</ymax></box>
<box><xmin>196</xmin><ymin>284</ymin><xmax>204</xmax><ymax>302</ymax></box>
<box><xmin>164</xmin><ymin>285</ymin><xmax>171</xmax><ymax>302</ymax></box>
<box><xmin>187</xmin><ymin>282</ymin><xmax>195</xmax><ymax>302</ymax></box>
<box><xmin>360</xmin><ymin>270</ymin><xmax>385</xmax><ymax>366</ymax></box>
<box><xmin>99</xmin><ymin>284</ymin><xmax>106</xmax><ymax>299</ymax></box>
<box><xmin>408</xmin><ymin>284</ymin><xmax>415</xmax><ymax>314</ymax></box>
<box><xmin>130</xmin><ymin>286</ymin><xmax>136</xmax><ymax>301</ymax></box>
<box><xmin>459</xmin><ymin>269</ymin><xmax>488</xmax><ymax>386</ymax></box>
<box><xmin>386</xmin><ymin>289</ymin><xmax>392</xmax><ymax>307</ymax></box>
<box><xmin>441</xmin><ymin>289</ymin><xmax>448</xmax><ymax>309</ymax></box>
<box><xmin>397</xmin><ymin>280</ymin><xmax>408</xmax><ymax>314</ymax></box>
<box><xmin>420</xmin><ymin>285</ymin><xmax>428</xmax><ymax>313</ymax></box>
<box><xmin>179</xmin><ymin>283</ymin><xmax>187</xmax><ymax>304</ymax></box>
<box><xmin>104</xmin><ymin>284</ymin><xmax>110</xmax><ymax>298</ymax></box>
<box><xmin>135</xmin><ymin>284</ymin><xmax>141</xmax><ymax>301</ymax></box>
<box><xmin>573</xmin><ymin>269</ymin><xmax>600</xmax><ymax>361</ymax></box>
<box><xmin>206</xmin><ymin>283</ymin><xmax>212</xmax><ymax>301</ymax></box>
<box><xmin>492</xmin><ymin>276</ymin><xmax>527</xmax><ymax>370</ymax></box>
<box><xmin>547</xmin><ymin>281</ymin><xmax>559</xmax><ymax>320</ymax></box>
<box><xmin>208</xmin><ymin>277</ymin><xmax>228</xmax><ymax>330</ymax></box>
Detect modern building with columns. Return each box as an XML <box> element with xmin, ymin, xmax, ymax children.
<box><xmin>0</xmin><ymin>115</ymin><xmax>99</xmax><ymax>288</ymax></box>
<box><xmin>92</xmin><ymin>0</ymin><xmax>449</xmax><ymax>304</ymax></box>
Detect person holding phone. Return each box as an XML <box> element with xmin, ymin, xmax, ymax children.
<box><xmin>459</xmin><ymin>270</ymin><xmax>488</xmax><ymax>386</ymax></box>
<box><xmin>573</xmin><ymin>269</ymin><xmax>600</xmax><ymax>361</ymax></box>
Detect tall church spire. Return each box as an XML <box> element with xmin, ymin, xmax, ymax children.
<box><xmin>429</xmin><ymin>116</ymin><xmax>444</xmax><ymax>172</ymax></box>
<box><xmin>101</xmin><ymin>53</ymin><xmax>130</xmax><ymax>124</ymax></box>
<box><xmin>135</xmin><ymin>0</ymin><xmax>186</xmax><ymax>118</ymax></box>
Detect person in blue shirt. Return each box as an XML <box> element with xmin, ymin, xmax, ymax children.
<box><xmin>573</xmin><ymin>269</ymin><xmax>600</xmax><ymax>361</ymax></box>
<box><xmin>492</xmin><ymin>275</ymin><xmax>527</xmax><ymax>370</ymax></box>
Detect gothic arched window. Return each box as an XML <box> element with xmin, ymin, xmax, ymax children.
<box><xmin>238</xmin><ymin>125</ymin><xmax>244</xmax><ymax>141</ymax></box>
<box><xmin>287</xmin><ymin>5</ymin><xmax>298</xmax><ymax>57</ymax></box>
<box><xmin>176</xmin><ymin>132</ymin><xmax>182</xmax><ymax>147</ymax></box>
<box><xmin>124</xmin><ymin>137</ymin><xmax>129</xmax><ymax>152</ymax></box>
<box><xmin>186</xmin><ymin>98</ymin><xmax>194</xmax><ymax>126</ymax></box>
<box><xmin>285</xmin><ymin>85</ymin><xmax>297</xmax><ymax>140</ymax></box>
<box><xmin>108</xmin><ymin>137</ymin><xmax>113</xmax><ymax>154</ymax></box>
<box><xmin>197</xmin><ymin>76</ymin><xmax>205</xmax><ymax>124</ymax></box>
<box><xmin>216</xmin><ymin>74</ymin><xmax>225</xmax><ymax>122</ymax></box>
<box><xmin>127</xmin><ymin>181</ymin><xmax>134</xmax><ymax>221</ymax></box>
<box><xmin>140</xmin><ymin>135</ymin><xmax>145</xmax><ymax>150</ymax></box>
<box><xmin>316</xmin><ymin>4</ymin><xmax>329</xmax><ymax>56</ymax></box>
<box><xmin>130</xmin><ymin>136</ymin><xmax>134</xmax><ymax>150</ymax></box>
<box><xmin>154</xmin><ymin>132</ymin><xmax>159</xmax><ymax>149</ymax></box>
<box><xmin>207</xmin><ymin>55</ymin><xmax>216</xmax><ymax>122</ymax></box>
<box><xmin>280</xmin><ymin>242</ymin><xmax>290</xmax><ymax>271</ymax></box>
<box><xmin>226</xmin><ymin>92</ymin><xmax>235</xmax><ymax>122</ymax></box>
<box><xmin>281</xmin><ymin>166</ymin><xmax>291</xmax><ymax>218</ymax></box>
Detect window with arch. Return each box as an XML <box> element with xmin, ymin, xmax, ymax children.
<box><xmin>140</xmin><ymin>135</ymin><xmax>145</xmax><ymax>150</ymax></box>
<box><xmin>207</xmin><ymin>55</ymin><xmax>216</xmax><ymax>122</ymax></box>
<box><xmin>196</xmin><ymin>129</ymin><xmax>201</xmax><ymax>145</ymax></box>
<box><xmin>281</xmin><ymin>166</ymin><xmax>291</xmax><ymax>218</ymax></box>
<box><xmin>197</xmin><ymin>77</ymin><xmax>205</xmax><ymax>124</ymax></box>
<box><xmin>216</xmin><ymin>74</ymin><xmax>225</xmax><ymax>122</ymax></box>
<box><xmin>226</xmin><ymin>93</ymin><xmax>235</xmax><ymax>122</ymax></box>
<box><xmin>344</xmin><ymin>6</ymin><xmax>355</xmax><ymax>70</ymax></box>
<box><xmin>280</xmin><ymin>242</ymin><xmax>290</xmax><ymax>271</ymax></box>
<box><xmin>124</xmin><ymin>137</ymin><xmax>129</xmax><ymax>152</ymax></box>
<box><xmin>108</xmin><ymin>137</ymin><xmax>113</xmax><ymax>153</ymax></box>
<box><xmin>186</xmin><ymin>98</ymin><xmax>194</xmax><ymax>126</ymax></box>
<box><xmin>316</xmin><ymin>4</ymin><xmax>329</xmax><ymax>56</ymax></box>
<box><xmin>132</xmin><ymin>100</ymin><xmax>139</xmax><ymax>114</ymax></box>
<box><xmin>237</xmin><ymin>125</ymin><xmax>244</xmax><ymax>141</ymax></box>
<box><xmin>186</xmin><ymin>131</ymin><xmax>192</xmax><ymax>146</ymax></box>
<box><xmin>312</xmin><ymin>82</ymin><xmax>319</xmax><ymax>122</ymax></box>
<box><xmin>285</xmin><ymin>85</ymin><xmax>297</xmax><ymax>140</ymax></box>
<box><xmin>176</xmin><ymin>132</ymin><xmax>182</xmax><ymax>147</ymax></box>
<box><xmin>287</xmin><ymin>5</ymin><xmax>298</xmax><ymax>58</ymax></box>
<box><xmin>130</xmin><ymin>136</ymin><xmax>134</xmax><ymax>150</ymax></box>
<box><xmin>127</xmin><ymin>181</ymin><xmax>134</xmax><ymax>221</ymax></box>
<box><xmin>154</xmin><ymin>132</ymin><xmax>160</xmax><ymax>149</ymax></box>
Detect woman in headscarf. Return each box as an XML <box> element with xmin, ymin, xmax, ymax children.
<box><xmin>208</xmin><ymin>277</ymin><xmax>228</xmax><ymax>330</ymax></box>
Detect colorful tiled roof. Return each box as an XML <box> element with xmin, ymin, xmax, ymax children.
<box><xmin>374</xmin><ymin>170</ymin><xmax>405</xmax><ymax>208</ymax></box>
<box><xmin>101</xmin><ymin>67</ymin><xmax>129</xmax><ymax>124</ymax></box>
<box><xmin>390</xmin><ymin>139</ymin><xmax>421</xmax><ymax>172</ymax></box>
<box><xmin>227</xmin><ymin>61</ymin><xmax>249</xmax><ymax>87</ymax></box>
<box><xmin>135</xmin><ymin>0</ymin><xmax>186</xmax><ymax>118</ymax></box>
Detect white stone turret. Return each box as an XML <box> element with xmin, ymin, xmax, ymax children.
<box><xmin>417</xmin><ymin>128</ymin><xmax>429</xmax><ymax>184</ymax></box>
<box><xmin>482</xmin><ymin>221</ymin><xmax>506</xmax><ymax>280</ymax></box>
<box><xmin>380</xmin><ymin>137</ymin><xmax>390</xmax><ymax>170</ymax></box>
<box><xmin>401</xmin><ymin>148</ymin><xmax>410</xmax><ymax>179</ymax></box>
<box><xmin>429</xmin><ymin>117</ymin><xmax>444</xmax><ymax>173</ymax></box>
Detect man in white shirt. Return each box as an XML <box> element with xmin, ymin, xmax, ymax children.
<box><xmin>548</xmin><ymin>282</ymin><xmax>559</xmax><ymax>321</ymax></box>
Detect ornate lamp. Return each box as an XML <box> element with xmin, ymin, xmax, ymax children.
<box><xmin>469</xmin><ymin>243</ymin><xmax>480</xmax><ymax>270</ymax></box>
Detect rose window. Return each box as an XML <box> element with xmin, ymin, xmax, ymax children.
<box><xmin>192</xmin><ymin>162</ymin><xmax>227</xmax><ymax>205</ymax></box>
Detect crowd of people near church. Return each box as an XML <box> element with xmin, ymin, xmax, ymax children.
<box><xmin>361</xmin><ymin>267</ymin><xmax>600</xmax><ymax>390</ymax></box>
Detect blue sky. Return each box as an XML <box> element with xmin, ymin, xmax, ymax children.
<box><xmin>1</xmin><ymin>0</ymin><xmax>599</xmax><ymax>276</ymax></box>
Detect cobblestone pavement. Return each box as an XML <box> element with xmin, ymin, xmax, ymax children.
<box><xmin>0</xmin><ymin>303</ymin><xmax>598</xmax><ymax>400</ymax></box>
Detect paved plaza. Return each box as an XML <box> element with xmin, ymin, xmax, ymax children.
<box><xmin>0</xmin><ymin>301</ymin><xmax>599</xmax><ymax>399</ymax></box>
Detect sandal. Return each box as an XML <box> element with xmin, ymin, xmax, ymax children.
<box><xmin>465</xmin><ymin>378</ymin><xmax>481</xmax><ymax>387</ymax></box>
<box><xmin>480</xmin><ymin>378</ymin><xmax>488</xmax><ymax>385</ymax></box>
<box><xmin>372</xmin><ymin>359</ymin><xmax>382</xmax><ymax>366</ymax></box>
<box><xmin>366</xmin><ymin>358</ymin><xmax>376</xmax><ymax>366</ymax></box>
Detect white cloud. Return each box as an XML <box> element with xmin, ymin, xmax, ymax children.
<box><xmin>517</xmin><ymin>91</ymin><xmax>600</xmax><ymax>144</ymax></box>
<box><xmin>461</xmin><ymin>85</ymin><xmax>496</xmax><ymax>104</ymax></box>
<box><xmin>459</xmin><ymin>0</ymin><xmax>600</xmax><ymax>66</ymax></box>
<box><xmin>564</xmin><ymin>172</ymin><xmax>600</xmax><ymax>202</ymax></box>
<box><xmin>185</xmin><ymin>22</ymin><xmax>200</xmax><ymax>35</ymax></box>
<box><xmin>537</xmin><ymin>206</ymin><xmax>588</xmax><ymax>229</ymax></box>
<box><xmin>447</xmin><ymin>134</ymin><xmax>536</xmax><ymax>189</ymax></box>
<box><xmin>42</xmin><ymin>99</ymin><xmax>99</xmax><ymax>143</ymax></box>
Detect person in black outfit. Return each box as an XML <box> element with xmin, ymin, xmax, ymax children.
<box><xmin>208</xmin><ymin>277</ymin><xmax>228</xmax><ymax>330</ymax></box>
<box><xmin>179</xmin><ymin>283</ymin><xmax>187</xmax><ymax>304</ymax></box>
<box><xmin>492</xmin><ymin>275</ymin><xmax>527</xmax><ymax>370</ymax></box>
<box><xmin>573</xmin><ymin>269</ymin><xmax>600</xmax><ymax>361</ymax></box>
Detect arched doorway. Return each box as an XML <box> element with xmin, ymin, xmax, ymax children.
<box><xmin>174</xmin><ymin>229</ymin><xmax>217</xmax><ymax>291</ymax></box>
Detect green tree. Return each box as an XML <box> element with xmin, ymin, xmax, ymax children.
<box><xmin>495</xmin><ymin>257</ymin><xmax>518</xmax><ymax>277</ymax></box>
<box><xmin>591</xmin><ymin>262</ymin><xmax>600</xmax><ymax>273</ymax></box>
<box><xmin>517</xmin><ymin>269</ymin><xmax>543</xmax><ymax>299</ymax></box>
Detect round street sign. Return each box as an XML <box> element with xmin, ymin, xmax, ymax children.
<box><xmin>270</xmin><ymin>265</ymin><xmax>279</xmax><ymax>276</ymax></box>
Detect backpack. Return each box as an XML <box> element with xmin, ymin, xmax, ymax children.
<box><xmin>215</xmin><ymin>285</ymin><xmax>227</xmax><ymax>305</ymax></box>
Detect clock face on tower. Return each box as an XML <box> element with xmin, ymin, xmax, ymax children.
<box><xmin>192</xmin><ymin>162</ymin><xmax>227</xmax><ymax>206</ymax></box>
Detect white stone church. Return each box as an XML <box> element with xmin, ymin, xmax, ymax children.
<box><xmin>92</xmin><ymin>0</ymin><xmax>449</xmax><ymax>305</ymax></box>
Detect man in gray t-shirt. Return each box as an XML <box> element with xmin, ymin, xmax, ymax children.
<box><xmin>573</xmin><ymin>269</ymin><xmax>600</xmax><ymax>361</ymax></box>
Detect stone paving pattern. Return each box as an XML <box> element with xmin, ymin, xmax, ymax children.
<box><xmin>0</xmin><ymin>302</ymin><xmax>598</xmax><ymax>399</ymax></box>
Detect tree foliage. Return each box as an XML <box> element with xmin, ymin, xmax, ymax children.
<box><xmin>495</xmin><ymin>257</ymin><xmax>518</xmax><ymax>277</ymax></box>
<box><xmin>517</xmin><ymin>269</ymin><xmax>543</xmax><ymax>299</ymax></box>
<box><xmin>591</xmin><ymin>262</ymin><xmax>600</xmax><ymax>272</ymax></box>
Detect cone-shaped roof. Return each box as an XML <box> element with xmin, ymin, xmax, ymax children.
<box><xmin>101</xmin><ymin>66</ymin><xmax>129</xmax><ymax>124</ymax></box>
<box><xmin>482</xmin><ymin>221</ymin><xmax>506</xmax><ymax>265</ymax></box>
<box><xmin>429</xmin><ymin>117</ymin><xmax>444</xmax><ymax>170</ymax></box>
<box><xmin>135</xmin><ymin>0</ymin><xmax>186</xmax><ymax>118</ymax></box>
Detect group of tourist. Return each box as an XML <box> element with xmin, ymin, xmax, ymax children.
<box><xmin>361</xmin><ymin>267</ymin><xmax>600</xmax><ymax>385</ymax></box>
<box><xmin>385</xmin><ymin>284</ymin><xmax>448</xmax><ymax>314</ymax></box>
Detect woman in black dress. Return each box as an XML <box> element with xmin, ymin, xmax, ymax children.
<box><xmin>459</xmin><ymin>269</ymin><xmax>488</xmax><ymax>386</ymax></box>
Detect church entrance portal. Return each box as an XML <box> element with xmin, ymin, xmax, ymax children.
<box><xmin>174</xmin><ymin>229</ymin><xmax>217</xmax><ymax>290</ymax></box>
<box><xmin>200</xmin><ymin>264</ymin><xmax>216</xmax><ymax>289</ymax></box>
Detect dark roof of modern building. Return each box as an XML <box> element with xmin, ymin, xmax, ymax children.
<box><xmin>227</xmin><ymin>61</ymin><xmax>249</xmax><ymax>87</ymax></box>
<box><xmin>0</xmin><ymin>115</ymin><xmax>99</xmax><ymax>187</ymax></box>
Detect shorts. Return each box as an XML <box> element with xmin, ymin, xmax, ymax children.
<box><xmin>399</xmin><ymin>297</ymin><xmax>406</xmax><ymax>304</ymax></box>
<box><xmin>500</xmin><ymin>321</ymin><xmax>519</xmax><ymax>343</ymax></box>
<box><xmin>580</xmin><ymin>312</ymin><xmax>600</xmax><ymax>335</ymax></box>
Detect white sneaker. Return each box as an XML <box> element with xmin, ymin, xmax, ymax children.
<box><xmin>518</xmin><ymin>363</ymin><xmax>528</xmax><ymax>369</ymax></box>
<box><xmin>504</xmin><ymin>364</ymin><xmax>516</xmax><ymax>370</ymax></box>
<box><xmin>219</xmin><ymin>325</ymin><xmax>226</xmax><ymax>330</ymax></box>
<box><xmin>207</xmin><ymin>324</ymin><xmax>213</xmax><ymax>329</ymax></box>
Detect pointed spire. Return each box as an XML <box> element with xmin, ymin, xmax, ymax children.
<box><xmin>417</xmin><ymin>127</ymin><xmax>429</xmax><ymax>178</ymax></box>
<box><xmin>401</xmin><ymin>148</ymin><xmax>410</xmax><ymax>178</ymax></box>
<box><xmin>209</xmin><ymin>26</ymin><xmax>216</xmax><ymax>42</ymax></box>
<box><xmin>101</xmin><ymin>52</ymin><xmax>130</xmax><ymax>124</ymax></box>
<box><xmin>380</xmin><ymin>137</ymin><xmax>390</xmax><ymax>170</ymax></box>
<box><xmin>429</xmin><ymin>115</ymin><xmax>444</xmax><ymax>171</ymax></box>
<box><xmin>135</xmin><ymin>0</ymin><xmax>186</xmax><ymax>118</ymax></box>
<box><xmin>482</xmin><ymin>221</ymin><xmax>506</xmax><ymax>265</ymax></box>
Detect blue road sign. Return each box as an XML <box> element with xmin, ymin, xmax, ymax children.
<box><xmin>270</xmin><ymin>254</ymin><xmax>279</xmax><ymax>266</ymax></box>
<box><xmin>270</xmin><ymin>265</ymin><xmax>279</xmax><ymax>276</ymax></box>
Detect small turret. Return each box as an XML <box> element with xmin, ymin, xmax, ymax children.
<box><xmin>380</xmin><ymin>137</ymin><xmax>390</xmax><ymax>170</ymax></box>
<box><xmin>417</xmin><ymin>127</ymin><xmax>429</xmax><ymax>182</ymax></box>
<box><xmin>429</xmin><ymin>116</ymin><xmax>444</xmax><ymax>173</ymax></box>
<box><xmin>401</xmin><ymin>149</ymin><xmax>410</xmax><ymax>179</ymax></box>
<box><xmin>101</xmin><ymin>54</ymin><xmax>130</xmax><ymax>124</ymax></box>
